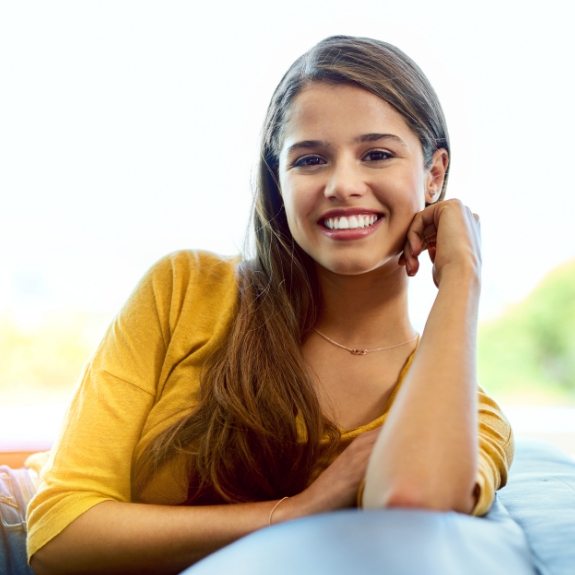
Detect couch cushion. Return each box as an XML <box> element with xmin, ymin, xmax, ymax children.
<box><xmin>498</xmin><ymin>439</ymin><xmax>575</xmax><ymax>575</ymax></box>
<box><xmin>184</xmin><ymin>504</ymin><xmax>535</xmax><ymax>575</ymax></box>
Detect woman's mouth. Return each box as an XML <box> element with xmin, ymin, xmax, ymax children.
<box><xmin>322</xmin><ymin>213</ymin><xmax>380</xmax><ymax>230</ymax></box>
<box><xmin>319</xmin><ymin>212</ymin><xmax>384</xmax><ymax>240</ymax></box>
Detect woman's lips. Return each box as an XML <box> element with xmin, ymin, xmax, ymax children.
<box><xmin>319</xmin><ymin>211</ymin><xmax>384</xmax><ymax>240</ymax></box>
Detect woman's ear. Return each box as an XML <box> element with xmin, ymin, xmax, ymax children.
<box><xmin>425</xmin><ymin>148</ymin><xmax>449</xmax><ymax>204</ymax></box>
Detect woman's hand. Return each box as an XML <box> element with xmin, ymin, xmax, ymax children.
<box><xmin>275</xmin><ymin>428</ymin><xmax>380</xmax><ymax>522</ymax></box>
<box><xmin>399</xmin><ymin>199</ymin><xmax>481</xmax><ymax>287</ymax></box>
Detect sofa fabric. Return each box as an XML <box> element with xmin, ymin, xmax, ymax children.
<box><xmin>498</xmin><ymin>440</ymin><xmax>575</xmax><ymax>575</ymax></box>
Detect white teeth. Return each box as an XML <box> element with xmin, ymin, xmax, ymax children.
<box><xmin>324</xmin><ymin>214</ymin><xmax>378</xmax><ymax>230</ymax></box>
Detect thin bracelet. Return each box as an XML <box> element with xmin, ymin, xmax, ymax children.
<box><xmin>268</xmin><ymin>496</ymin><xmax>289</xmax><ymax>526</ymax></box>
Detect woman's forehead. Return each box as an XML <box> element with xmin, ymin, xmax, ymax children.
<box><xmin>279</xmin><ymin>82</ymin><xmax>417</xmax><ymax>151</ymax></box>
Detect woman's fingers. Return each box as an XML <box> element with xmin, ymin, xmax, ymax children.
<box><xmin>402</xmin><ymin>204</ymin><xmax>441</xmax><ymax>275</ymax></box>
<box><xmin>403</xmin><ymin>241</ymin><xmax>423</xmax><ymax>276</ymax></box>
<box><xmin>401</xmin><ymin>199</ymin><xmax>481</xmax><ymax>282</ymax></box>
<box><xmin>304</xmin><ymin>427</ymin><xmax>381</xmax><ymax>510</ymax></box>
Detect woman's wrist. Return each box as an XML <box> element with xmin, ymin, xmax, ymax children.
<box><xmin>269</xmin><ymin>489</ymin><xmax>322</xmax><ymax>525</ymax></box>
<box><xmin>268</xmin><ymin>497</ymin><xmax>290</xmax><ymax>526</ymax></box>
<box><xmin>267</xmin><ymin>493</ymin><xmax>301</xmax><ymax>525</ymax></box>
<box><xmin>437</xmin><ymin>263</ymin><xmax>481</xmax><ymax>292</ymax></box>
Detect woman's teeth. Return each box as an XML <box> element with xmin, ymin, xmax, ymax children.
<box><xmin>324</xmin><ymin>214</ymin><xmax>379</xmax><ymax>230</ymax></box>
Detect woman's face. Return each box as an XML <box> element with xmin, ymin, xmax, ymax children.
<box><xmin>277</xmin><ymin>82</ymin><xmax>447</xmax><ymax>277</ymax></box>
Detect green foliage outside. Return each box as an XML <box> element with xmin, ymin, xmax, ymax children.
<box><xmin>478</xmin><ymin>260</ymin><xmax>575</xmax><ymax>404</ymax></box>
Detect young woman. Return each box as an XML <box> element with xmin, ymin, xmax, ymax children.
<box><xmin>25</xmin><ymin>35</ymin><xmax>513</xmax><ymax>575</ymax></box>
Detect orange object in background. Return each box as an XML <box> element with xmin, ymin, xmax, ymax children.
<box><xmin>0</xmin><ymin>450</ymin><xmax>37</xmax><ymax>468</ymax></box>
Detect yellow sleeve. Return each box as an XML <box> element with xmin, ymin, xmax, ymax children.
<box><xmin>471</xmin><ymin>387</ymin><xmax>514</xmax><ymax>516</ymax></box>
<box><xmin>26</xmin><ymin>253</ymin><xmax>179</xmax><ymax>559</ymax></box>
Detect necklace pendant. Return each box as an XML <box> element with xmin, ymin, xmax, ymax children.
<box><xmin>312</xmin><ymin>328</ymin><xmax>418</xmax><ymax>356</ymax></box>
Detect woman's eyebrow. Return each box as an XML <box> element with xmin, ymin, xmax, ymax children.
<box><xmin>285</xmin><ymin>140</ymin><xmax>329</xmax><ymax>155</ymax></box>
<box><xmin>356</xmin><ymin>133</ymin><xmax>407</xmax><ymax>146</ymax></box>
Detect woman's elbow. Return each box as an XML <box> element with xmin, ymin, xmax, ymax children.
<box><xmin>30</xmin><ymin>549</ymin><xmax>56</xmax><ymax>575</ymax></box>
<box><xmin>30</xmin><ymin>537</ymin><xmax>78</xmax><ymax>575</ymax></box>
<box><xmin>363</xmin><ymin>481</ymin><xmax>475</xmax><ymax>514</ymax></box>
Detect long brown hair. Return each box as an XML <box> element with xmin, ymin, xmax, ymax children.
<box><xmin>137</xmin><ymin>35</ymin><xmax>451</xmax><ymax>503</ymax></box>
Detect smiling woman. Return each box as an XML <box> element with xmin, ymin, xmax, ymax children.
<box><xmin>3</xmin><ymin>35</ymin><xmax>517</xmax><ymax>575</ymax></box>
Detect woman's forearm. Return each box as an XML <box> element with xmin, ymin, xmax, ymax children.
<box><xmin>362</xmin><ymin>269</ymin><xmax>480</xmax><ymax>513</ymax></box>
<box><xmin>31</xmin><ymin>498</ymin><xmax>282</xmax><ymax>575</ymax></box>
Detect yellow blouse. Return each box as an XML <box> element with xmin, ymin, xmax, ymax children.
<box><xmin>26</xmin><ymin>250</ymin><xmax>513</xmax><ymax>559</ymax></box>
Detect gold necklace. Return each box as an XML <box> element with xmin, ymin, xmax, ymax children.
<box><xmin>313</xmin><ymin>329</ymin><xmax>418</xmax><ymax>356</ymax></box>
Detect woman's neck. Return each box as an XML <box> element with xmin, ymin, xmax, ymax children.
<box><xmin>315</xmin><ymin>265</ymin><xmax>415</xmax><ymax>347</ymax></box>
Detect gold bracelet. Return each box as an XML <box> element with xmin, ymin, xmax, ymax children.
<box><xmin>268</xmin><ymin>496</ymin><xmax>289</xmax><ymax>526</ymax></box>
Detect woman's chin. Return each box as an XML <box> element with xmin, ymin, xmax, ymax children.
<box><xmin>315</xmin><ymin>255</ymin><xmax>402</xmax><ymax>278</ymax></box>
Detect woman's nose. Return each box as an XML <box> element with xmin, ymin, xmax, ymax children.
<box><xmin>324</xmin><ymin>162</ymin><xmax>368</xmax><ymax>200</ymax></box>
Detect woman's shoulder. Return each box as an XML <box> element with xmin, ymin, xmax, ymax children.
<box><xmin>151</xmin><ymin>249</ymin><xmax>241</xmax><ymax>276</ymax></box>
<box><xmin>141</xmin><ymin>249</ymin><xmax>242</xmax><ymax>294</ymax></box>
<box><xmin>119</xmin><ymin>249</ymin><xmax>243</xmax><ymax>332</ymax></box>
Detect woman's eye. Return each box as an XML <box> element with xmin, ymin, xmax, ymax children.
<box><xmin>293</xmin><ymin>155</ymin><xmax>325</xmax><ymax>168</ymax></box>
<box><xmin>364</xmin><ymin>150</ymin><xmax>392</xmax><ymax>162</ymax></box>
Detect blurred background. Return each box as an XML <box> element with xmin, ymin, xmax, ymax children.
<box><xmin>1</xmin><ymin>0</ymin><xmax>574</xmax><ymax>456</ymax></box>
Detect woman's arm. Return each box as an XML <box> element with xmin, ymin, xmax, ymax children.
<box><xmin>31</xmin><ymin>499</ymin><xmax>277</xmax><ymax>575</ymax></box>
<box><xmin>31</xmin><ymin>429</ymin><xmax>381</xmax><ymax>575</ymax></box>
<box><xmin>362</xmin><ymin>199</ymin><xmax>482</xmax><ymax>513</ymax></box>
